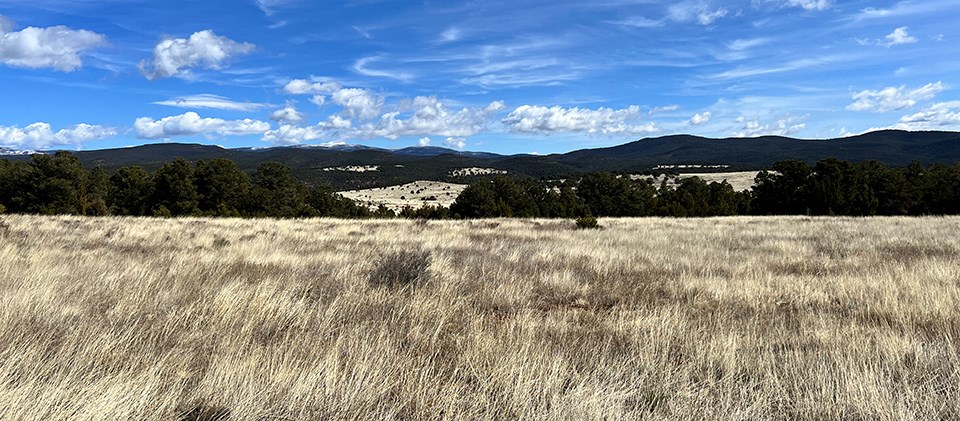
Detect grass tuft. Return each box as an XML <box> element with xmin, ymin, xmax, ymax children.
<box><xmin>368</xmin><ymin>248</ymin><xmax>432</xmax><ymax>289</ymax></box>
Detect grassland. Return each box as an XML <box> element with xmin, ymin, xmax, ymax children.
<box><xmin>1</xmin><ymin>215</ymin><xmax>959</xmax><ymax>420</ymax></box>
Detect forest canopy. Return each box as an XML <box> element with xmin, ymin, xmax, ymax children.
<box><xmin>2</xmin><ymin>152</ymin><xmax>960</xmax><ymax>219</ymax></box>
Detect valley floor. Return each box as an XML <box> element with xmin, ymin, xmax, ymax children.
<box><xmin>1</xmin><ymin>215</ymin><xmax>958</xmax><ymax>419</ymax></box>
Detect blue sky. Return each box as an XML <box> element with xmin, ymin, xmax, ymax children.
<box><xmin>0</xmin><ymin>0</ymin><xmax>958</xmax><ymax>154</ymax></box>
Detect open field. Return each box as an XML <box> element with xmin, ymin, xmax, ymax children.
<box><xmin>339</xmin><ymin>180</ymin><xmax>467</xmax><ymax>212</ymax></box>
<box><xmin>1</xmin><ymin>215</ymin><xmax>959</xmax><ymax>419</ymax></box>
<box><xmin>635</xmin><ymin>171</ymin><xmax>760</xmax><ymax>191</ymax></box>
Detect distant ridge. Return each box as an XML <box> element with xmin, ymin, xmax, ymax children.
<box><xmin>5</xmin><ymin>130</ymin><xmax>960</xmax><ymax>190</ymax></box>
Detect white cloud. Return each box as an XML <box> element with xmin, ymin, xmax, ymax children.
<box><xmin>503</xmin><ymin>105</ymin><xmax>658</xmax><ymax>136</ymax></box>
<box><xmin>261</xmin><ymin>115</ymin><xmax>351</xmax><ymax>145</ymax></box>
<box><xmin>649</xmin><ymin>104</ymin><xmax>680</xmax><ymax>115</ymax></box>
<box><xmin>331</xmin><ymin>88</ymin><xmax>384</xmax><ymax>121</ymax></box>
<box><xmin>262</xmin><ymin>124</ymin><xmax>324</xmax><ymax>145</ymax></box>
<box><xmin>689</xmin><ymin>112</ymin><xmax>712</xmax><ymax>125</ymax></box>
<box><xmin>153</xmin><ymin>94</ymin><xmax>271</xmax><ymax>111</ymax></box>
<box><xmin>0</xmin><ymin>15</ymin><xmax>105</xmax><ymax>71</ymax></box>
<box><xmin>283</xmin><ymin>79</ymin><xmax>372</xmax><ymax>120</ymax></box>
<box><xmin>134</xmin><ymin>112</ymin><xmax>270</xmax><ymax>139</ymax></box>
<box><xmin>263</xmin><ymin>97</ymin><xmax>502</xmax><ymax>143</ymax></box>
<box><xmin>282</xmin><ymin>79</ymin><xmax>341</xmax><ymax>95</ymax></box>
<box><xmin>485</xmin><ymin>101</ymin><xmax>506</xmax><ymax>113</ymax></box>
<box><xmin>733</xmin><ymin>115</ymin><xmax>806</xmax><ymax>137</ymax></box>
<box><xmin>883</xmin><ymin>27</ymin><xmax>917</xmax><ymax>47</ymax></box>
<box><xmin>847</xmin><ymin>82</ymin><xmax>944</xmax><ymax>113</ymax></box>
<box><xmin>785</xmin><ymin>0</ymin><xmax>831</xmax><ymax>11</ymax></box>
<box><xmin>269</xmin><ymin>103</ymin><xmax>304</xmax><ymax>124</ymax></box>
<box><xmin>0</xmin><ymin>122</ymin><xmax>116</xmax><ymax>149</ymax></box>
<box><xmin>352</xmin><ymin>97</ymin><xmax>501</xmax><ymax>139</ymax></box>
<box><xmin>859</xmin><ymin>26</ymin><xmax>920</xmax><ymax>47</ymax></box>
<box><xmin>140</xmin><ymin>30</ymin><xmax>255</xmax><ymax>80</ymax></box>
<box><xmin>417</xmin><ymin>137</ymin><xmax>432</xmax><ymax>147</ymax></box>
<box><xmin>886</xmin><ymin>101</ymin><xmax>960</xmax><ymax>130</ymax></box>
<box><xmin>443</xmin><ymin>137</ymin><xmax>467</xmax><ymax>150</ymax></box>
<box><xmin>281</xmin><ymin>78</ymin><xmax>504</xmax><ymax>141</ymax></box>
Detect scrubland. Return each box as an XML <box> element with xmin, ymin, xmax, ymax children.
<box><xmin>1</xmin><ymin>215</ymin><xmax>959</xmax><ymax>420</ymax></box>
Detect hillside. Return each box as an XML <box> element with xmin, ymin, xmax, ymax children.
<box><xmin>4</xmin><ymin>130</ymin><xmax>959</xmax><ymax>190</ymax></box>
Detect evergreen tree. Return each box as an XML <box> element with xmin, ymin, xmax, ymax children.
<box><xmin>0</xmin><ymin>160</ymin><xmax>36</xmax><ymax>213</ymax></box>
<box><xmin>249</xmin><ymin>162</ymin><xmax>308</xmax><ymax>217</ymax></box>
<box><xmin>195</xmin><ymin>158</ymin><xmax>250</xmax><ymax>215</ymax></box>
<box><xmin>151</xmin><ymin>158</ymin><xmax>198</xmax><ymax>216</ymax></box>
<box><xmin>577</xmin><ymin>173</ymin><xmax>655</xmax><ymax>217</ymax></box>
<box><xmin>30</xmin><ymin>152</ymin><xmax>89</xmax><ymax>215</ymax></box>
<box><xmin>752</xmin><ymin>160</ymin><xmax>811</xmax><ymax>215</ymax></box>
<box><xmin>109</xmin><ymin>166</ymin><xmax>153</xmax><ymax>216</ymax></box>
<box><xmin>85</xmin><ymin>167</ymin><xmax>111</xmax><ymax>216</ymax></box>
<box><xmin>450</xmin><ymin>181</ymin><xmax>500</xmax><ymax>218</ymax></box>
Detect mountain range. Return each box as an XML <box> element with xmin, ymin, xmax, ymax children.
<box><xmin>4</xmin><ymin>130</ymin><xmax>959</xmax><ymax>190</ymax></box>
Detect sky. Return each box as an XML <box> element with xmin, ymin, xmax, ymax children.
<box><xmin>0</xmin><ymin>0</ymin><xmax>958</xmax><ymax>155</ymax></box>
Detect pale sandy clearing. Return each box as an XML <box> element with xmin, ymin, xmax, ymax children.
<box><xmin>449</xmin><ymin>167</ymin><xmax>508</xmax><ymax>177</ymax></box>
<box><xmin>339</xmin><ymin>180</ymin><xmax>467</xmax><ymax>211</ymax></box>
<box><xmin>634</xmin><ymin>171</ymin><xmax>760</xmax><ymax>191</ymax></box>
<box><xmin>322</xmin><ymin>165</ymin><xmax>380</xmax><ymax>173</ymax></box>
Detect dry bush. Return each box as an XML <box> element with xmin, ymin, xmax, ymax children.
<box><xmin>1</xmin><ymin>215</ymin><xmax>959</xmax><ymax>419</ymax></box>
<box><xmin>575</xmin><ymin>215</ymin><xmax>600</xmax><ymax>229</ymax></box>
<box><xmin>368</xmin><ymin>249</ymin><xmax>431</xmax><ymax>289</ymax></box>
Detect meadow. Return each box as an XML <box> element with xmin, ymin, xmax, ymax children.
<box><xmin>1</xmin><ymin>215</ymin><xmax>958</xmax><ymax>420</ymax></box>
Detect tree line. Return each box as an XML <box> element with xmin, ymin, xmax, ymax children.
<box><xmin>0</xmin><ymin>152</ymin><xmax>384</xmax><ymax>218</ymax></box>
<box><xmin>2</xmin><ymin>152</ymin><xmax>960</xmax><ymax>218</ymax></box>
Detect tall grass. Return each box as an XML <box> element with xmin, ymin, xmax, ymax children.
<box><xmin>1</xmin><ymin>215</ymin><xmax>958</xmax><ymax>419</ymax></box>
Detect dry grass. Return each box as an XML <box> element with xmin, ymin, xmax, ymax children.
<box><xmin>1</xmin><ymin>215</ymin><xmax>959</xmax><ymax>420</ymax></box>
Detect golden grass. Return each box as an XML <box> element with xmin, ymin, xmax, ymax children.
<box><xmin>1</xmin><ymin>215</ymin><xmax>959</xmax><ymax>420</ymax></box>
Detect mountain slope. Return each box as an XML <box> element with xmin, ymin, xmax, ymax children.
<box><xmin>5</xmin><ymin>130</ymin><xmax>959</xmax><ymax>190</ymax></box>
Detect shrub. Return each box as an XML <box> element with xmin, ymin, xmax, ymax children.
<box><xmin>576</xmin><ymin>215</ymin><xmax>601</xmax><ymax>229</ymax></box>
<box><xmin>212</xmin><ymin>237</ymin><xmax>230</xmax><ymax>249</ymax></box>
<box><xmin>369</xmin><ymin>249</ymin><xmax>431</xmax><ymax>289</ymax></box>
<box><xmin>0</xmin><ymin>203</ymin><xmax>5</xmax><ymax>214</ymax></box>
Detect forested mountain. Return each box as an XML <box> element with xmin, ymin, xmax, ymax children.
<box><xmin>3</xmin><ymin>130</ymin><xmax>959</xmax><ymax>190</ymax></box>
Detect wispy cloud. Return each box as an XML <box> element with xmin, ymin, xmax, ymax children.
<box><xmin>710</xmin><ymin>54</ymin><xmax>854</xmax><ymax>79</ymax></box>
<box><xmin>153</xmin><ymin>94</ymin><xmax>273</xmax><ymax>112</ymax></box>
<box><xmin>352</xmin><ymin>56</ymin><xmax>414</xmax><ymax>82</ymax></box>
